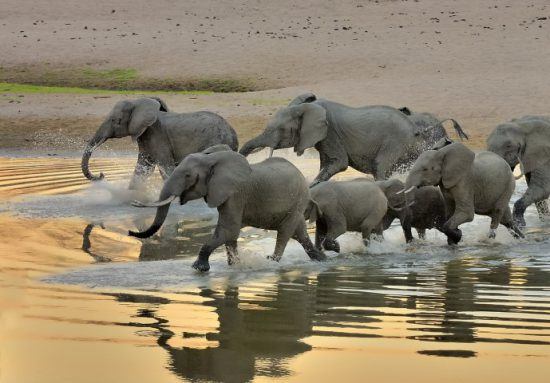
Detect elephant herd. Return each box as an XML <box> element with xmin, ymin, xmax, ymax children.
<box><xmin>81</xmin><ymin>93</ymin><xmax>550</xmax><ymax>272</ymax></box>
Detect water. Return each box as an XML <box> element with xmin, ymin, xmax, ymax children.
<box><xmin>1</xmin><ymin>151</ymin><xmax>549</xmax><ymax>383</ymax></box>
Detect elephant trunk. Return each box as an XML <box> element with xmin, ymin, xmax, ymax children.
<box><xmin>128</xmin><ymin>189</ymin><xmax>175</xmax><ymax>238</ymax></box>
<box><xmin>81</xmin><ymin>126</ymin><xmax>109</xmax><ymax>181</ymax></box>
<box><xmin>239</xmin><ymin>133</ymin><xmax>272</xmax><ymax>156</ymax></box>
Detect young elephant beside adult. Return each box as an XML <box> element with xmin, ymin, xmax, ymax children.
<box><xmin>487</xmin><ymin>116</ymin><xmax>550</xmax><ymax>226</ymax></box>
<box><xmin>376</xmin><ymin>179</ymin><xmax>448</xmax><ymax>243</ymax></box>
<box><xmin>129</xmin><ymin>145</ymin><xmax>325</xmax><ymax>271</ymax></box>
<box><xmin>239</xmin><ymin>93</ymin><xmax>467</xmax><ymax>186</ymax></box>
<box><xmin>403</xmin><ymin>140</ymin><xmax>523</xmax><ymax>244</ymax></box>
<box><xmin>304</xmin><ymin>179</ymin><xmax>388</xmax><ymax>253</ymax></box>
<box><xmin>82</xmin><ymin>97</ymin><xmax>238</xmax><ymax>189</ymax></box>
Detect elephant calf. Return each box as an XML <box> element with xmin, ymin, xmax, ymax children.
<box><xmin>129</xmin><ymin>145</ymin><xmax>325</xmax><ymax>271</ymax></box>
<box><xmin>376</xmin><ymin>179</ymin><xmax>448</xmax><ymax>242</ymax></box>
<box><xmin>404</xmin><ymin>140</ymin><xmax>523</xmax><ymax>244</ymax></box>
<box><xmin>82</xmin><ymin>97</ymin><xmax>238</xmax><ymax>189</ymax></box>
<box><xmin>305</xmin><ymin>179</ymin><xmax>388</xmax><ymax>252</ymax></box>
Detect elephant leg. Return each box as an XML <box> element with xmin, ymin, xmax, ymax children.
<box><xmin>513</xmin><ymin>185</ymin><xmax>547</xmax><ymax>227</ymax></box>
<box><xmin>373</xmin><ymin>145</ymin><xmax>401</xmax><ymax>181</ymax></box>
<box><xmin>416</xmin><ymin>228</ymin><xmax>426</xmax><ymax>240</ymax></box>
<box><xmin>400</xmin><ymin>211</ymin><xmax>414</xmax><ymax>243</ymax></box>
<box><xmin>193</xmin><ymin>202</ymin><xmax>242</xmax><ymax>272</ymax></box>
<box><xmin>361</xmin><ymin>213</ymin><xmax>383</xmax><ymax>246</ymax></box>
<box><xmin>488</xmin><ymin>208</ymin><xmax>505</xmax><ymax>239</ymax></box>
<box><xmin>129</xmin><ymin>150</ymin><xmax>156</xmax><ymax>190</ymax></box>
<box><xmin>293</xmin><ymin>219</ymin><xmax>326</xmax><ymax>261</ymax></box>
<box><xmin>501</xmin><ymin>208</ymin><xmax>524</xmax><ymax>238</ymax></box>
<box><xmin>525</xmin><ymin>172</ymin><xmax>550</xmax><ymax>221</ymax></box>
<box><xmin>322</xmin><ymin>217</ymin><xmax>346</xmax><ymax>253</ymax></box>
<box><xmin>269</xmin><ymin>224</ymin><xmax>294</xmax><ymax>262</ymax></box>
<box><xmin>310</xmin><ymin>144</ymin><xmax>349</xmax><ymax>187</ymax></box>
<box><xmin>225</xmin><ymin>240</ymin><xmax>239</xmax><ymax>266</ymax></box>
<box><xmin>315</xmin><ymin>218</ymin><xmax>328</xmax><ymax>250</ymax></box>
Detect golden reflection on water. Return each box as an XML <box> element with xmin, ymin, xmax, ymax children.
<box><xmin>1</xmin><ymin>155</ymin><xmax>550</xmax><ymax>383</ymax></box>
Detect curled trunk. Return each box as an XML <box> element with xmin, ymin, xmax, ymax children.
<box><xmin>81</xmin><ymin>131</ymin><xmax>108</xmax><ymax>181</ymax></box>
<box><xmin>129</xmin><ymin>203</ymin><xmax>171</xmax><ymax>238</ymax></box>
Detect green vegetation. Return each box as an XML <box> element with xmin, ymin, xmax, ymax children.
<box><xmin>0</xmin><ymin>66</ymin><xmax>259</xmax><ymax>93</ymax></box>
<box><xmin>0</xmin><ymin>82</ymin><xmax>212</xmax><ymax>95</ymax></box>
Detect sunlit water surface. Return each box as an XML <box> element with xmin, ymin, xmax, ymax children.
<box><xmin>1</xmin><ymin>150</ymin><xmax>549</xmax><ymax>383</ymax></box>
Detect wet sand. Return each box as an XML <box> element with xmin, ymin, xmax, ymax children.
<box><xmin>1</xmin><ymin>153</ymin><xmax>550</xmax><ymax>383</ymax></box>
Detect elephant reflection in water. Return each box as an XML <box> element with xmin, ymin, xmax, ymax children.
<box><xmin>106</xmin><ymin>277</ymin><xmax>316</xmax><ymax>382</ymax></box>
<box><xmin>81</xmin><ymin>220</ymin><xmax>215</xmax><ymax>262</ymax></box>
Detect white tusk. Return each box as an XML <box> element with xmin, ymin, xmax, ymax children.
<box><xmin>404</xmin><ymin>186</ymin><xmax>416</xmax><ymax>194</ymax></box>
<box><xmin>132</xmin><ymin>195</ymin><xmax>176</xmax><ymax>208</ymax></box>
<box><xmin>269</xmin><ymin>147</ymin><xmax>274</xmax><ymax>158</ymax></box>
<box><xmin>395</xmin><ymin>188</ymin><xmax>406</xmax><ymax>195</ymax></box>
<box><xmin>407</xmin><ymin>201</ymin><xmax>416</xmax><ymax>207</ymax></box>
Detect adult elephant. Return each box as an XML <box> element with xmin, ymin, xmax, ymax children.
<box><xmin>487</xmin><ymin>116</ymin><xmax>550</xmax><ymax>226</ymax></box>
<box><xmin>239</xmin><ymin>93</ymin><xmax>466</xmax><ymax>185</ymax></box>
<box><xmin>129</xmin><ymin>145</ymin><xmax>325</xmax><ymax>272</ymax></box>
<box><xmin>81</xmin><ymin>97</ymin><xmax>238</xmax><ymax>189</ymax></box>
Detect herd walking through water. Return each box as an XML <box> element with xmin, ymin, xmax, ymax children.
<box><xmin>80</xmin><ymin>93</ymin><xmax>550</xmax><ymax>272</ymax></box>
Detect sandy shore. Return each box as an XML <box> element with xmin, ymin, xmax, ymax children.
<box><xmin>1</xmin><ymin>0</ymin><xmax>550</xmax><ymax>151</ymax></box>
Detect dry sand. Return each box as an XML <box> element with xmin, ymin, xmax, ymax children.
<box><xmin>1</xmin><ymin>0</ymin><xmax>550</xmax><ymax>151</ymax></box>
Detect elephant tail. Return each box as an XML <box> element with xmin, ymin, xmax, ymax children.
<box><xmin>439</xmin><ymin>118</ymin><xmax>469</xmax><ymax>140</ymax></box>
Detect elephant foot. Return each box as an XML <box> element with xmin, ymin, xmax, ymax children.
<box><xmin>307</xmin><ymin>248</ymin><xmax>327</xmax><ymax>262</ymax></box>
<box><xmin>192</xmin><ymin>258</ymin><xmax>210</xmax><ymax>272</ymax></box>
<box><xmin>323</xmin><ymin>239</ymin><xmax>340</xmax><ymax>253</ymax></box>
<box><xmin>227</xmin><ymin>255</ymin><xmax>240</xmax><ymax>266</ymax></box>
<box><xmin>446</xmin><ymin>228</ymin><xmax>462</xmax><ymax>245</ymax></box>
<box><xmin>267</xmin><ymin>254</ymin><xmax>282</xmax><ymax>262</ymax></box>
<box><xmin>513</xmin><ymin>213</ymin><xmax>526</xmax><ymax>228</ymax></box>
<box><xmin>488</xmin><ymin>229</ymin><xmax>496</xmax><ymax>239</ymax></box>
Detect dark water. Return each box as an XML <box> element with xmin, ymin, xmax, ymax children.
<box><xmin>1</xmin><ymin>155</ymin><xmax>549</xmax><ymax>383</ymax></box>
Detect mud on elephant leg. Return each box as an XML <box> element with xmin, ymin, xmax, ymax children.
<box><xmin>501</xmin><ymin>208</ymin><xmax>524</xmax><ymax>238</ymax></box>
<box><xmin>513</xmin><ymin>185</ymin><xmax>547</xmax><ymax>227</ymax></box>
<box><xmin>488</xmin><ymin>208</ymin><xmax>505</xmax><ymax>239</ymax></box>
<box><xmin>525</xmin><ymin>172</ymin><xmax>550</xmax><ymax>221</ymax></box>
<box><xmin>225</xmin><ymin>240</ymin><xmax>239</xmax><ymax>265</ymax></box>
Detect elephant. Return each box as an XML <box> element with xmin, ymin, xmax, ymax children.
<box><xmin>129</xmin><ymin>145</ymin><xmax>325</xmax><ymax>271</ymax></box>
<box><xmin>376</xmin><ymin>178</ymin><xmax>448</xmax><ymax>243</ymax></box>
<box><xmin>404</xmin><ymin>140</ymin><xmax>523</xmax><ymax>244</ymax></box>
<box><xmin>398</xmin><ymin>106</ymin><xmax>467</xmax><ymax>155</ymax></box>
<box><xmin>304</xmin><ymin>179</ymin><xmax>388</xmax><ymax>252</ymax></box>
<box><xmin>239</xmin><ymin>93</ymin><xmax>467</xmax><ymax>186</ymax></box>
<box><xmin>81</xmin><ymin>97</ymin><xmax>238</xmax><ymax>189</ymax></box>
<box><xmin>487</xmin><ymin>116</ymin><xmax>550</xmax><ymax>226</ymax></box>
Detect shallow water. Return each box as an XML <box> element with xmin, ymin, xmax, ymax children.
<box><xmin>1</xmin><ymin>151</ymin><xmax>549</xmax><ymax>383</ymax></box>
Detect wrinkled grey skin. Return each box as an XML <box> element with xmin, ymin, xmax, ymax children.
<box><xmin>487</xmin><ymin>116</ymin><xmax>550</xmax><ymax>226</ymax></box>
<box><xmin>376</xmin><ymin>178</ymin><xmax>447</xmax><ymax>243</ymax></box>
<box><xmin>405</xmin><ymin>141</ymin><xmax>523</xmax><ymax>244</ymax></box>
<box><xmin>304</xmin><ymin>179</ymin><xmax>388</xmax><ymax>252</ymax></box>
<box><xmin>129</xmin><ymin>146</ymin><xmax>325</xmax><ymax>272</ymax></box>
<box><xmin>82</xmin><ymin>97</ymin><xmax>238</xmax><ymax>189</ymax></box>
<box><xmin>240</xmin><ymin>93</ymin><xmax>466</xmax><ymax>186</ymax></box>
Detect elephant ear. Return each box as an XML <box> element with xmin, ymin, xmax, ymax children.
<box><xmin>398</xmin><ymin>107</ymin><xmax>412</xmax><ymax>116</ymax></box>
<box><xmin>150</xmin><ymin>97</ymin><xmax>169</xmax><ymax>112</ymax></box>
<box><xmin>205</xmin><ymin>151</ymin><xmax>252</xmax><ymax>208</ymax></box>
<box><xmin>440</xmin><ymin>143</ymin><xmax>475</xmax><ymax>189</ymax></box>
<box><xmin>288</xmin><ymin>92</ymin><xmax>317</xmax><ymax>106</ymax></box>
<box><xmin>382</xmin><ymin>180</ymin><xmax>406</xmax><ymax>208</ymax></box>
<box><xmin>517</xmin><ymin>119</ymin><xmax>550</xmax><ymax>173</ymax></box>
<box><xmin>128</xmin><ymin>98</ymin><xmax>161</xmax><ymax>140</ymax></box>
<box><xmin>295</xmin><ymin>103</ymin><xmax>328</xmax><ymax>155</ymax></box>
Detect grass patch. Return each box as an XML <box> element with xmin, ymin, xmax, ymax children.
<box><xmin>0</xmin><ymin>82</ymin><xmax>212</xmax><ymax>95</ymax></box>
<box><xmin>0</xmin><ymin>65</ymin><xmax>259</xmax><ymax>93</ymax></box>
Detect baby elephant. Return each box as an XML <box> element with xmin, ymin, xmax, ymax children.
<box><xmin>129</xmin><ymin>145</ymin><xmax>325</xmax><ymax>271</ymax></box>
<box><xmin>404</xmin><ymin>140</ymin><xmax>523</xmax><ymax>244</ymax></box>
<box><xmin>305</xmin><ymin>179</ymin><xmax>388</xmax><ymax>252</ymax></box>
<box><xmin>376</xmin><ymin>179</ymin><xmax>447</xmax><ymax>242</ymax></box>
